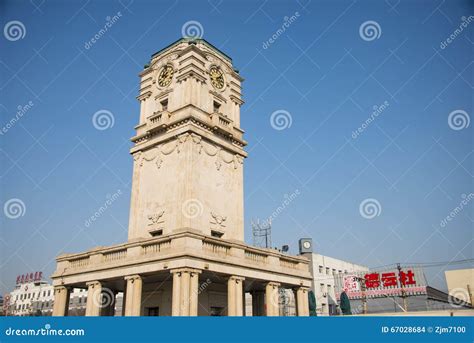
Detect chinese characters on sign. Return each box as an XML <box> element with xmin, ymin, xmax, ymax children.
<box><xmin>16</xmin><ymin>272</ymin><xmax>43</xmax><ymax>284</ymax></box>
<box><xmin>363</xmin><ymin>270</ymin><xmax>417</xmax><ymax>289</ymax></box>
<box><xmin>335</xmin><ymin>267</ymin><xmax>427</xmax><ymax>300</ymax></box>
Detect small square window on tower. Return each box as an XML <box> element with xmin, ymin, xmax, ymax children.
<box><xmin>211</xmin><ymin>230</ymin><xmax>224</xmax><ymax>238</ymax></box>
<box><xmin>160</xmin><ymin>99</ymin><xmax>168</xmax><ymax>111</ymax></box>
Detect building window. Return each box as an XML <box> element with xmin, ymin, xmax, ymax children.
<box><xmin>326</xmin><ymin>267</ymin><xmax>329</xmax><ymax>275</ymax></box>
<box><xmin>213</xmin><ymin>101</ymin><xmax>221</xmax><ymax>113</ymax></box>
<box><xmin>338</xmin><ymin>270</ymin><xmax>342</xmax><ymax>274</ymax></box>
<box><xmin>150</xmin><ymin>229</ymin><xmax>163</xmax><ymax>237</ymax></box>
<box><xmin>211</xmin><ymin>230</ymin><xmax>223</xmax><ymax>238</ymax></box>
<box><xmin>332</xmin><ymin>269</ymin><xmax>336</xmax><ymax>275</ymax></box>
<box><xmin>160</xmin><ymin>99</ymin><xmax>168</xmax><ymax>111</ymax></box>
<box><xmin>318</xmin><ymin>265</ymin><xmax>323</xmax><ymax>274</ymax></box>
<box><xmin>320</xmin><ymin>283</ymin><xmax>325</xmax><ymax>292</ymax></box>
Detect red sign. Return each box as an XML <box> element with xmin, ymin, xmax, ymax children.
<box><xmin>335</xmin><ymin>267</ymin><xmax>428</xmax><ymax>300</ymax></box>
<box><xmin>16</xmin><ymin>271</ymin><xmax>42</xmax><ymax>284</ymax></box>
<box><xmin>364</xmin><ymin>270</ymin><xmax>417</xmax><ymax>289</ymax></box>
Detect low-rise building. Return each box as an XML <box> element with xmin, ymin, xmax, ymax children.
<box><xmin>309</xmin><ymin>253</ymin><xmax>369</xmax><ymax>315</ymax></box>
<box><xmin>7</xmin><ymin>280</ymin><xmax>54</xmax><ymax>316</ymax></box>
<box><xmin>4</xmin><ymin>278</ymin><xmax>123</xmax><ymax>316</ymax></box>
<box><xmin>297</xmin><ymin>239</ymin><xmax>369</xmax><ymax>316</ymax></box>
<box><xmin>445</xmin><ymin>268</ymin><xmax>474</xmax><ymax>305</ymax></box>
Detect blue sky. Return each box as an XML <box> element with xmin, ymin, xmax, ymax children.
<box><xmin>0</xmin><ymin>0</ymin><xmax>473</xmax><ymax>295</ymax></box>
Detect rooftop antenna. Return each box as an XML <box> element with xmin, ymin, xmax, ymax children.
<box><xmin>251</xmin><ymin>218</ymin><xmax>272</xmax><ymax>248</ymax></box>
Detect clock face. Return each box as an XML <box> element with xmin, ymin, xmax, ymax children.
<box><xmin>209</xmin><ymin>66</ymin><xmax>225</xmax><ymax>89</ymax></box>
<box><xmin>303</xmin><ymin>241</ymin><xmax>311</xmax><ymax>249</ymax></box>
<box><xmin>157</xmin><ymin>65</ymin><xmax>174</xmax><ymax>87</ymax></box>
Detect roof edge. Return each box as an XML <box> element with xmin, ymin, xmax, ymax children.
<box><xmin>151</xmin><ymin>38</ymin><xmax>233</xmax><ymax>63</ymax></box>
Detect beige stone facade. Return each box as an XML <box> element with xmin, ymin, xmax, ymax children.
<box><xmin>445</xmin><ymin>268</ymin><xmax>474</xmax><ymax>305</ymax></box>
<box><xmin>51</xmin><ymin>38</ymin><xmax>312</xmax><ymax>316</ymax></box>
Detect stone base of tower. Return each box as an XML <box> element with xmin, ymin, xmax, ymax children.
<box><xmin>51</xmin><ymin>229</ymin><xmax>311</xmax><ymax>316</ymax></box>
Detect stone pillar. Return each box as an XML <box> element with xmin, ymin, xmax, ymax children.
<box><xmin>121</xmin><ymin>283</ymin><xmax>127</xmax><ymax>316</ymax></box>
<box><xmin>189</xmin><ymin>270</ymin><xmax>199</xmax><ymax>316</ymax></box>
<box><xmin>227</xmin><ymin>276</ymin><xmax>245</xmax><ymax>316</ymax></box>
<box><xmin>295</xmin><ymin>287</ymin><xmax>310</xmax><ymax>316</ymax></box>
<box><xmin>124</xmin><ymin>275</ymin><xmax>142</xmax><ymax>316</ymax></box>
<box><xmin>85</xmin><ymin>281</ymin><xmax>102</xmax><ymax>316</ymax></box>
<box><xmin>242</xmin><ymin>287</ymin><xmax>246</xmax><ymax>317</ymax></box>
<box><xmin>171</xmin><ymin>270</ymin><xmax>181</xmax><ymax>316</ymax></box>
<box><xmin>180</xmin><ymin>270</ymin><xmax>191</xmax><ymax>316</ymax></box>
<box><xmin>171</xmin><ymin>268</ymin><xmax>201</xmax><ymax>316</ymax></box>
<box><xmin>52</xmin><ymin>286</ymin><xmax>70</xmax><ymax>316</ymax></box>
<box><xmin>265</xmin><ymin>282</ymin><xmax>280</xmax><ymax>316</ymax></box>
<box><xmin>251</xmin><ymin>290</ymin><xmax>265</xmax><ymax>316</ymax></box>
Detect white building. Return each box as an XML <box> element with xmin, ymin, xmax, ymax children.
<box><xmin>308</xmin><ymin>253</ymin><xmax>368</xmax><ymax>316</ymax></box>
<box><xmin>7</xmin><ymin>281</ymin><xmax>54</xmax><ymax>316</ymax></box>
<box><xmin>5</xmin><ymin>280</ymin><xmax>122</xmax><ymax>316</ymax></box>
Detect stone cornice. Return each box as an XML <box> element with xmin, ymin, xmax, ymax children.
<box><xmin>56</xmin><ymin>229</ymin><xmax>309</xmax><ymax>265</ymax></box>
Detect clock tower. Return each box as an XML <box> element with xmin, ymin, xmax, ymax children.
<box><xmin>128</xmin><ymin>38</ymin><xmax>247</xmax><ymax>242</ymax></box>
<box><xmin>52</xmin><ymin>39</ymin><xmax>312</xmax><ymax>318</ymax></box>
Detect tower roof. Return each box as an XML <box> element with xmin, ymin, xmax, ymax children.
<box><xmin>151</xmin><ymin>38</ymin><xmax>233</xmax><ymax>63</ymax></box>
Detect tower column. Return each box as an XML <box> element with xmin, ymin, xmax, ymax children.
<box><xmin>124</xmin><ymin>275</ymin><xmax>142</xmax><ymax>316</ymax></box>
<box><xmin>171</xmin><ymin>269</ymin><xmax>181</xmax><ymax>316</ymax></box>
<box><xmin>227</xmin><ymin>276</ymin><xmax>245</xmax><ymax>316</ymax></box>
<box><xmin>52</xmin><ymin>285</ymin><xmax>70</xmax><ymax>316</ymax></box>
<box><xmin>295</xmin><ymin>287</ymin><xmax>310</xmax><ymax>316</ymax></box>
<box><xmin>171</xmin><ymin>268</ymin><xmax>201</xmax><ymax>316</ymax></box>
<box><xmin>189</xmin><ymin>270</ymin><xmax>200</xmax><ymax>316</ymax></box>
<box><xmin>85</xmin><ymin>281</ymin><xmax>102</xmax><ymax>316</ymax></box>
<box><xmin>265</xmin><ymin>282</ymin><xmax>280</xmax><ymax>316</ymax></box>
